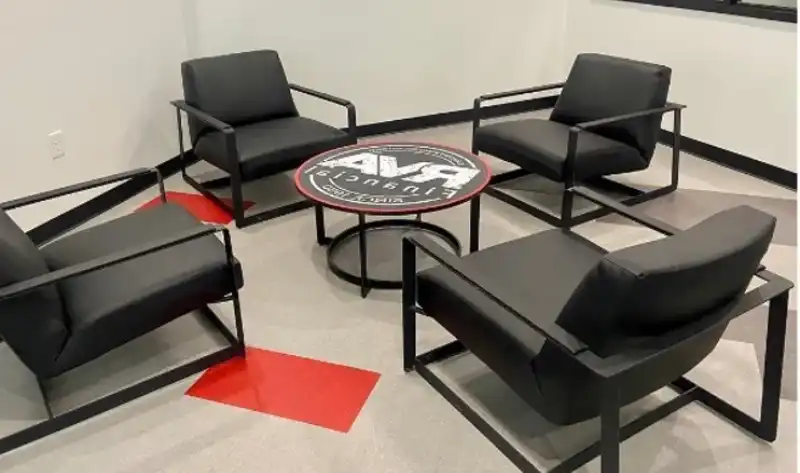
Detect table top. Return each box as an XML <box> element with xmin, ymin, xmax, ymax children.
<box><xmin>294</xmin><ymin>142</ymin><xmax>491</xmax><ymax>215</ymax></box>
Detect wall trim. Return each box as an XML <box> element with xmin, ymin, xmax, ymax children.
<box><xmin>616</xmin><ymin>0</ymin><xmax>797</xmax><ymax>23</ymax></box>
<box><xmin>27</xmin><ymin>96</ymin><xmax>795</xmax><ymax>246</ymax></box>
<box><xmin>357</xmin><ymin>96</ymin><xmax>558</xmax><ymax>136</ymax></box>
<box><xmin>658</xmin><ymin>130</ymin><xmax>796</xmax><ymax>191</ymax></box>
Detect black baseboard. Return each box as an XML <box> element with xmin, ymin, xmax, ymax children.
<box><xmin>658</xmin><ymin>130</ymin><xmax>797</xmax><ymax>191</ymax></box>
<box><xmin>616</xmin><ymin>0</ymin><xmax>796</xmax><ymax>24</ymax></box>
<box><xmin>357</xmin><ymin>96</ymin><xmax>558</xmax><ymax>136</ymax></box>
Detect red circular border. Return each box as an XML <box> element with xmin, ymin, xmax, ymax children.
<box><xmin>293</xmin><ymin>141</ymin><xmax>492</xmax><ymax>216</ymax></box>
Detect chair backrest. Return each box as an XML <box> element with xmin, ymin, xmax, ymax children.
<box><xmin>550</xmin><ymin>53</ymin><xmax>672</xmax><ymax>162</ymax></box>
<box><xmin>0</xmin><ymin>210</ymin><xmax>68</xmax><ymax>377</ymax></box>
<box><xmin>181</xmin><ymin>49</ymin><xmax>298</xmax><ymax>142</ymax></box>
<box><xmin>556</xmin><ymin>205</ymin><xmax>776</xmax><ymax>355</ymax></box>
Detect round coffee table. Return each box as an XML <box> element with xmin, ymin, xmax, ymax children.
<box><xmin>294</xmin><ymin>142</ymin><xmax>491</xmax><ymax>297</ymax></box>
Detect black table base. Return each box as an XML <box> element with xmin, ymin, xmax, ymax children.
<box><xmin>315</xmin><ymin>198</ymin><xmax>481</xmax><ymax>298</ymax></box>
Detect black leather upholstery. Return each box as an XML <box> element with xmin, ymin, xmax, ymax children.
<box><xmin>182</xmin><ymin>50</ymin><xmax>298</xmax><ymax>144</ymax></box>
<box><xmin>417</xmin><ymin>206</ymin><xmax>775</xmax><ymax>426</ymax></box>
<box><xmin>558</xmin><ymin>206</ymin><xmax>775</xmax><ymax>354</ymax></box>
<box><xmin>39</xmin><ymin>203</ymin><xmax>243</xmax><ymax>377</ymax></box>
<box><xmin>418</xmin><ymin>230</ymin><xmax>606</xmax><ymax>425</ymax></box>
<box><xmin>419</xmin><ymin>230</ymin><xmax>606</xmax><ymax>361</ymax></box>
<box><xmin>474</xmin><ymin>53</ymin><xmax>671</xmax><ymax>182</ymax></box>
<box><xmin>181</xmin><ymin>49</ymin><xmax>357</xmax><ymax>183</ymax></box>
<box><xmin>195</xmin><ymin>116</ymin><xmax>354</xmax><ymax>179</ymax></box>
<box><xmin>474</xmin><ymin>119</ymin><xmax>646</xmax><ymax>181</ymax></box>
<box><xmin>0</xmin><ymin>211</ymin><xmax>68</xmax><ymax>377</ymax></box>
<box><xmin>551</xmin><ymin>53</ymin><xmax>671</xmax><ymax>161</ymax></box>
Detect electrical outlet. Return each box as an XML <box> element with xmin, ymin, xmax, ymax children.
<box><xmin>48</xmin><ymin>130</ymin><xmax>65</xmax><ymax>160</ymax></box>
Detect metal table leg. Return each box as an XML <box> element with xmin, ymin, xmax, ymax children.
<box><xmin>358</xmin><ymin>213</ymin><xmax>370</xmax><ymax>298</ymax></box>
<box><xmin>315</xmin><ymin>204</ymin><xmax>331</xmax><ymax>245</ymax></box>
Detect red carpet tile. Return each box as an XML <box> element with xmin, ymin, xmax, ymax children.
<box><xmin>136</xmin><ymin>191</ymin><xmax>254</xmax><ymax>224</ymax></box>
<box><xmin>186</xmin><ymin>347</ymin><xmax>381</xmax><ymax>433</ymax></box>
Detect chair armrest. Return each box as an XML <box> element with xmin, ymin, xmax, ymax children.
<box><xmin>1</xmin><ymin>168</ymin><xmax>165</xmax><ymax>211</ymax></box>
<box><xmin>171</xmin><ymin>100</ymin><xmax>240</xmax><ymax>172</ymax></box>
<box><xmin>289</xmin><ymin>84</ymin><xmax>352</xmax><ymax>107</ymax></box>
<box><xmin>475</xmin><ymin>82</ymin><xmax>566</xmax><ymax>104</ymax></box>
<box><xmin>289</xmin><ymin>84</ymin><xmax>357</xmax><ymax>138</ymax></box>
<box><xmin>0</xmin><ymin>224</ymin><xmax>228</xmax><ymax>302</ymax></box>
<box><xmin>573</xmin><ymin>102</ymin><xmax>686</xmax><ymax>131</ymax></box>
<box><xmin>171</xmin><ymin>100</ymin><xmax>234</xmax><ymax>133</ymax></box>
<box><xmin>473</xmin><ymin>82</ymin><xmax>565</xmax><ymax>134</ymax></box>
<box><xmin>403</xmin><ymin>235</ymin><xmax>588</xmax><ymax>355</ymax></box>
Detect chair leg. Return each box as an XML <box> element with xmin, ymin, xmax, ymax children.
<box><xmin>561</xmin><ymin>184</ymin><xmax>574</xmax><ymax>229</ymax></box>
<box><xmin>230</xmin><ymin>173</ymin><xmax>247</xmax><ymax>229</ymax></box>
<box><xmin>230</xmin><ymin>291</ymin><xmax>246</xmax><ymax>357</ymax></box>
<box><xmin>222</xmin><ymin>229</ymin><xmax>246</xmax><ymax>356</ymax></box>
<box><xmin>600</xmin><ymin>383</ymin><xmax>621</xmax><ymax>473</ymax></box>
<box><xmin>670</xmin><ymin>109</ymin><xmax>682</xmax><ymax>190</ymax></box>
<box><xmin>402</xmin><ymin>238</ymin><xmax>417</xmax><ymax>372</ymax></box>
<box><xmin>759</xmin><ymin>290</ymin><xmax>789</xmax><ymax>441</ymax></box>
<box><xmin>469</xmin><ymin>196</ymin><xmax>481</xmax><ymax>253</ymax></box>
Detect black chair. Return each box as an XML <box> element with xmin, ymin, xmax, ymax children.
<box><xmin>473</xmin><ymin>53</ymin><xmax>684</xmax><ymax>228</ymax></box>
<box><xmin>0</xmin><ymin>168</ymin><xmax>244</xmax><ymax>455</ymax></box>
<box><xmin>403</xmin><ymin>186</ymin><xmax>792</xmax><ymax>473</ymax></box>
<box><xmin>173</xmin><ymin>49</ymin><xmax>358</xmax><ymax>228</ymax></box>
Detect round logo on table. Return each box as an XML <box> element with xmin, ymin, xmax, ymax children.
<box><xmin>295</xmin><ymin>143</ymin><xmax>490</xmax><ymax>214</ymax></box>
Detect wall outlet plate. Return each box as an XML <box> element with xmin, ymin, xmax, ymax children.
<box><xmin>48</xmin><ymin>130</ymin><xmax>65</xmax><ymax>160</ymax></box>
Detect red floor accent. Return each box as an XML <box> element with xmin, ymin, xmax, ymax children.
<box><xmin>136</xmin><ymin>191</ymin><xmax>254</xmax><ymax>224</ymax></box>
<box><xmin>186</xmin><ymin>347</ymin><xmax>381</xmax><ymax>433</ymax></box>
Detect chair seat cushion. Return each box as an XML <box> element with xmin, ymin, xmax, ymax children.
<box><xmin>195</xmin><ymin>116</ymin><xmax>356</xmax><ymax>180</ymax></box>
<box><xmin>474</xmin><ymin>118</ymin><xmax>647</xmax><ymax>181</ymax></box>
<box><xmin>41</xmin><ymin>203</ymin><xmax>243</xmax><ymax>376</ymax></box>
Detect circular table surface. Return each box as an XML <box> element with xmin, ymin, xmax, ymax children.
<box><xmin>294</xmin><ymin>142</ymin><xmax>491</xmax><ymax>215</ymax></box>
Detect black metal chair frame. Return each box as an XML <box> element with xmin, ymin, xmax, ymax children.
<box><xmin>473</xmin><ymin>83</ymin><xmax>685</xmax><ymax>228</ymax></box>
<box><xmin>172</xmin><ymin>84</ymin><xmax>358</xmax><ymax>229</ymax></box>
<box><xmin>0</xmin><ymin>168</ymin><xmax>245</xmax><ymax>455</ymax></box>
<box><xmin>402</xmin><ymin>185</ymin><xmax>792</xmax><ymax>473</ymax></box>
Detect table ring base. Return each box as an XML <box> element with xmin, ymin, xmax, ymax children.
<box><xmin>326</xmin><ymin>219</ymin><xmax>461</xmax><ymax>294</ymax></box>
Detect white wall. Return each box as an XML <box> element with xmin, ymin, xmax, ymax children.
<box><xmin>0</xmin><ymin>1</ymin><xmax>189</xmax><ymax>228</ymax></box>
<box><xmin>187</xmin><ymin>0</ymin><xmax>569</xmax><ymax>126</ymax></box>
<box><xmin>1</xmin><ymin>0</ymin><xmax>568</xmax><ymax>228</ymax></box>
<box><xmin>1</xmin><ymin>0</ymin><xmax>795</xmax><ymax>229</ymax></box>
<box><xmin>563</xmin><ymin>0</ymin><xmax>797</xmax><ymax>171</ymax></box>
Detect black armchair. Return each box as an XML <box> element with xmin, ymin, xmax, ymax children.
<box><xmin>0</xmin><ymin>169</ymin><xmax>245</xmax><ymax>454</ymax></box>
<box><xmin>173</xmin><ymin>49</ymin><xmax>358</xmax><ymax>228</ymax></box>
<box><xmin>474</xmin><ymin>53</ymin><xmax>684</xmax><ymax>228</ymax></box>
<box><xmin>403</xmin><ymin>187</ymin><xmax>792</xmax><ymax>473</ymax></box>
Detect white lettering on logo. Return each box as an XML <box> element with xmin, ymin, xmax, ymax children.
<box><xmin>375</xmin><ymin>156</ymin><xmax>430</xmax><ymax>178</ymax></box>
<box><xmin>319</xmin><ymin>152</ymin><xmax>479</xmax><ymax>190</ymax></box>
<box><xmin>321</xmin><ymin>153</ymin><xmax>433</xmax><ymax>179</ymax></box>
<box><xmin>319</xmin><ymin>153</ymin><xmax>379</xmax><ymax>175</ymax></box>
<box><xmin>401</xmin><ymin>164</ymin><xmax>480</xmax><ymax>189</ymax></box>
